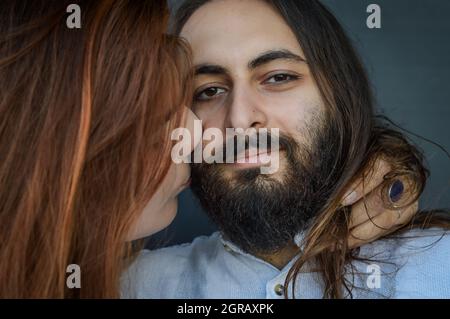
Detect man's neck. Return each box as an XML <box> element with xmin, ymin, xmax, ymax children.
<box><xmin>254</xmin><ymin>242</ymin><xmax>300</xmax><ymax>270</ymax></box>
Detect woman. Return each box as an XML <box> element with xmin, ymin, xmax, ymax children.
<box><xmin>0</xmin><ymin>0</ymin><xmax>419</xmax><ymax>298</ymax></box>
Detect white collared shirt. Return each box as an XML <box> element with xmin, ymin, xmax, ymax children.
<box><xmin>121</xmin><ymin>228</ymin><xmax>450</xmax><ymax>299</ymax></box>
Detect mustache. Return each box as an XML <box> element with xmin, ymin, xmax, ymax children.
<box><xmin>193</xmin><ymin>131</ymin><xmax>298</xmax><ymax>164</ymax></box>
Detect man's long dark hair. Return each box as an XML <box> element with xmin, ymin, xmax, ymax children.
<box><xmin>174</xmin><ymin>0</ymin><xmax>450</xmax><ymax>298</ymax></box>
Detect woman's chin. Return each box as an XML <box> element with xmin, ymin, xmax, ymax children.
<box><xmin>158</xmin><ymin>198</ymin><xmax>179</xmax><ymax>231</ymax></box>
<box><xmin>127</xmin><ymin>198</ymin><xmax>179</xmax><ymax>241</ymax></box>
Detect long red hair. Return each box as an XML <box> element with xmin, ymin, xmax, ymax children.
<box><xmin>0</xmin><ymin>0</ymin><xmax>192</xmax><ymax>298</ymax></box>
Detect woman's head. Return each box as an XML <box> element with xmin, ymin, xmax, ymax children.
<box><xmin>0</xmin><ymin>0</ymin><xmax>194</xmax><ymax>298</ymax></box>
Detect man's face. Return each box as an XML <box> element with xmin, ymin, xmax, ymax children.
<box><xmin>180</xmin><ymin>0</ymin><xmax>335</xmax><ymax>253</ymax></box>
<box><xmin>181</xmin><ymin>0</ymin><xmax>325</xmax><ymax>178</ymax></box>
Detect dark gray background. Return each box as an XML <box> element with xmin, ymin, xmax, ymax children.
<box><xmin>149</xmin><ymin>0</ymin><xmax>450</xmax><ymax>248</ymax></box>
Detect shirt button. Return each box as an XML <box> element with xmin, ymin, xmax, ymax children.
<box><xmin>274</xmin><ymin>284</ymin><xmax>284</xmax><ymax>296</ymax></box>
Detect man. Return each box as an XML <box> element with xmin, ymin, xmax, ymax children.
<box><xmin>122</xmin><ymin>0</ymin><xmax>450</xmax><ymax>298</ymax></box>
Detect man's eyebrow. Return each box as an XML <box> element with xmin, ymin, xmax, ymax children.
<box><xmin>193</xmin><ymin>50</ymin><xmax>305</xmax><ymax>76</ymax></box>
<box><xmin>194</xmin><ymin>64</ymin><xmax>230</xmax><ymax>76</ymax></box>
<box><xmin>248</xmin><ymin>49</ymin><xmax>306</xmax><ymax>69</ymax></box>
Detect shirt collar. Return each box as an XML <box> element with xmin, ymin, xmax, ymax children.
<box><xmin>219</xmin><ymin>231</ymin><xmax>306</xmax><ymax>252</ymax></box>
<box><xmin>218</xmin><ymin>231</ymin><xmax>306</xmax><ymax>273</ymax></box>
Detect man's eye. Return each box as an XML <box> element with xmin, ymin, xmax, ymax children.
<box><xmin>264</xmin><ymin>73</ymin><xmax>299</xmax><ymax>84</ymax></box>
<box><xmin>195</xmin><ymin>87</ymin><xmax>227</xmax><ymax>101</ymax></box>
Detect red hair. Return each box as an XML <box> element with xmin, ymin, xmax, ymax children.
<box><xmin>0</xmin><ymin>0</ymin><xmax>192</xmax><ymax>298</ymax></box>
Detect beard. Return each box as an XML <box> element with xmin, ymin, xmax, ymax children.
<box><xmin>190</xmin><ymin>120</ymin><xmax>337</xmax><ymax>255</ymax></box>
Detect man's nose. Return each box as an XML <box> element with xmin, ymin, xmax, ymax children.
<box><xmin>226</xmin><ymin>86</ymin><xmax>267</xmax><ymax>130</ymax></box>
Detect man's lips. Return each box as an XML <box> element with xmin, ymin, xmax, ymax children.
<box><xmin>200</xmin><ymin>146</ymin><xmax>284</xmax><ymax>166</ymax></box>
<box><xmin>234</xmin><ymin>149</ymin><xmax>269</xmax><ymax>163</ymax></box>
<box><xmin>230</xmin><ymin>148</ymin><xmax>281</xmax><ymax>168</ymax></box>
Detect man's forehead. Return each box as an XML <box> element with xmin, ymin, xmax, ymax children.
<box><xmin>179</xmin><ymin>0</ymin><xmax>303</xmax><ymax>68</ymax></box>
